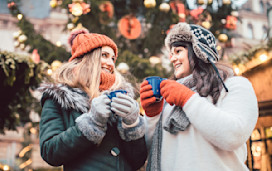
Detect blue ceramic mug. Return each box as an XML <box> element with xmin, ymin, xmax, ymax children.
<box><xmin>107</xmin><ymin>90</ymin><xmax>127</xmax><ymax>100</ymax></box>
<box><xmin>146</xmin><ymin>76</ymin><xmax>166</xmax><ymax>102</ymax></box>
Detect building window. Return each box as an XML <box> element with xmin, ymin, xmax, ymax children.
<box><xmin>0</xmin><ymin>19</ymin><xmax>9</xmax><ymax>29</ymax></box>
<box><xmin>262</xmin><ymin>26</ymin><xmax>268</xmax><ymax>39</ymax></box>
<box><xmin>260</xmin><ymin>1</ymin><xmax>265</xmax><ymax>14</ymax></box>
<box><xmin>247</xmin><ymin>24</ymin><xmax>254</xmax><ymax>39</ymax></box>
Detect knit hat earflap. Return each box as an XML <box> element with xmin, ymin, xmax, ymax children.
<box><xmin>68</xmin><ymin>29</ymin><xmax>118</xmax><ymax>62</ymax></box>
<box><xmin>165</xmin><ymin>22</ymin><xmax>228</xmax><ymax>92</ymax></box>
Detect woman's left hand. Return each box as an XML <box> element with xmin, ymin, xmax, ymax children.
<box><xmin>111</xmin><ymin>93</ymin><xmax>139</xmax><ymax>125</ymax></box>
<box><xmin>160</xmin><ymin>80</ymin><xmax>195</xmax><ymax>107</ymax></box>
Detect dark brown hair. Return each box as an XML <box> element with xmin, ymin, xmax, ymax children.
<box><xmin>171</xmin><ymin>42</ymin><xmax>234</xmax><ymax>104</ymax></box>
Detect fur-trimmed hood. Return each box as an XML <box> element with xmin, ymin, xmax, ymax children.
<box><xmin>38</xmin><ymin>82</ymin><xmax>135</xmax><ymax>113</ymax></box>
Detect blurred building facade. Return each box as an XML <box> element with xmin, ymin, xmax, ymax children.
<box><xmin>222</xmin><ymin>0</ymin><xmax>269</xmax><ymax>58</ymax></box>
<box><xmin>231</xmin><ymin>0</ymin><xmax>272</xmax><ymax>170</ymax></box>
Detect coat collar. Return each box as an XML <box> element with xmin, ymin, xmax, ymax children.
<box><xmin>38</xmin><ymin>83</ymin><xmax>90</xmax><ymax>113</ymax></box>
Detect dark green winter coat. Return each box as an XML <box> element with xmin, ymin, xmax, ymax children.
<box><xmin>39</xmin><ymin>84</ymin><xmax>147</xmax><ymax>171</ymax></box>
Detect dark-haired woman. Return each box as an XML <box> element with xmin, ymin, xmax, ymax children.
<box><xmin>140</xmin><ymin>23</ymin><xmax>258</xmax><ymax>171</ymax></box>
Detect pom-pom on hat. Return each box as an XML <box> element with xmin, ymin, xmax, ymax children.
<box><xmin>68</xmin><ymin>29</ymin><xmax>118</xmax><ymax>62</ymax></box>
<box><xmin>165</xmin><ymin>22</ymin><xmax>218</xmax><ymax>63</ymax></box>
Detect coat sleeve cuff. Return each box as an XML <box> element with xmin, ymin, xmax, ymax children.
<box><xmin>75</xmin><ymin>113</ymin><xmax>107</xmax><ymax>144</ymax></box>
<box><xmin>117</xmin><ymin>116</ymin><xmax>145</xmax><ymax>141</ymax></box>
<box><xmin>122</xmin><ymin>117</ymin><xmax>140</xmax><ymax>128</ymax></box>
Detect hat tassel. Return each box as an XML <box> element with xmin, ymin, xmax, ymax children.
<box><xmin>207</xmin><ymin>57</ymin><xmax>229</xmax><ymax>92</ymax></box>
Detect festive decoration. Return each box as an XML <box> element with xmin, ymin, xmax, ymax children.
<box><xmin>218</xmin><ymin>33</ymin><xmax>228</xmax><ymax>42</ymax></box>
<box><xmin>13</xmin><ymin>30</ymin><xmax>27</xmax><ymax>50</ymax></box>
<box><xmin>170</xmin><ymin>1</ymin><xmax>186</xmax><ymax>22</ymax></box>
<box><xmin>51</xmin><ymin>60</ymin><xmax>62</xmax><ymax>71</ymax></box>
<box><xmin>202</xmin><ymin>21</ymin><xmax>211</xmax><ymax>29</ymax></box>
<box><xmin>17</xmin><ymin>14</ymin><xmax>23</xmax><ymax>20</ymax></box>
<box><xmin>229</xmin><ymin>38</ymin><xmax>272</xmax><ymax>75</ymax></box>
<box><xmin>159</xmin><ymin>3</ymin><xmax>170</xmax><ymax>13</ymax></box>
<box><xmin>99</xmin><ymin>1</ymin><xmax>114</xmax><ymax>18</ymax></box>
<box><xmin>99</xmin><ymin>1</ymin><xmax>114</xmax><ymax>24</ymax></box>
<box><xmin>223</xmin><ymin>0</ymin><xmax>231</xmax><ymax>5</ymax></box>
<box><xmin>7</xmin><ymin>1</ymin><xmax>16</xmax><ymax>9</ymax></box>
<box><xmin>198</xmin><ymin>0</ymin><xmax>205</xmax><ymax>5</ymax></box>
<box><xmin>231</xmin><ymin>11</ymin><xmax>239</xmax><ymax>17</ymax></box>
<box><xmin>118</xmin><ymin>15</ymin><xmax>141</xmax><ymax>39</ymax></box>
<box><xmin>0</xmin><ymin>50</ymin><xmax>49</xmax><ymax>133</ymax></box>
<box><xmin>117</xmin><ymin>50</ymin><xmax>170</xmax><ymax>81</ymax></box>
<box><xmin>144</xmin><ymin>0</ymin><xmax>156</xmax><ymax>8</ymax></box>
<box><xmin>67</xmin><ymin>23</ymin><xmax>75</xmax><ymax>30</ymax></box>
<box><xmin>208</xmin><ymin>0</ymin><xmax>213</xmax><ymax>4</ymax></box>
<box><xmin>18</xmin><ymin>34</ymin><xmax>27</xmax><ymax>43</ymax></box>
<box><xmin>56</xmin><ymin>41</ymin><xmax>62</xmax><ymax>47</ymax></box>
<box><xmin>9</xmin><ymin>6</ymin><xmax>70</xmax><ymax>63</ymax></box>
<box><xmin>197</xmin><ymin>10</ymin><xmax>213</xmax><ymax>29</ymax></box>
<box><xmin>149</xmin><ymin>56</ymin><xmax>161</xmax><ymax>64</ymax></box>
<box><xmin>31</xmin><ymin>49</ymin><xmax>40</xmax><ymax>64</ymax></box>
<box><xmin>50</xmin><ymin>0</ymin><xmax>58</xmax><ymax>8</ymax></box>
<box><xmin>225</xmin><ymin>15</ymin><xmax>237</xmax><ymax>30</ymax></box>
<box><xmin>68</xmin><ymin>0</ymin><xmax>91</xmax><ymax>17</ymax></box>
<box><xmin>73</xmin><ymin>23</ymin><xmax>86</xmax><ymax>30</ymax></box>
<box><xmin>117</xmin><ymin>62</ymin><xmax>129</xmax><ymax>74</ymax></box>
<box><xmin>190</xmin><ymin>7</ymin><xmax>204</xmax><ymax>21</ymax></box>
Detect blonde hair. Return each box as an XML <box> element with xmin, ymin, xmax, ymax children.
<box><xmin>52</xmin><ymin>48</ymin><xmax>126</xmax><ymax>100</ymax></box>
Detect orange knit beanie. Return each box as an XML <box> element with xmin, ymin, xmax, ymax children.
<box><xmin>68</xmin><ymin>29</ymin><xmax>118</xmax><ymax>62</ymax></box>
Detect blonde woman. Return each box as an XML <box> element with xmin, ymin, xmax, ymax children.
<box><xmin>39</xmin><ymin>29</ymin><xmax>147</xmax><ymax>171</ymax></box>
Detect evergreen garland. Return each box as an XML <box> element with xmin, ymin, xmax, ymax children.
<box><xmin>229</xmin><ymin>38</ymin><xmax>272</xmax><ymax>66</ymax></box>
<box><xmin>0</xmin><ymin>50</ymin><xmax>49</xmax><ymax>133</ymax></box>
<box><xmin>9</xmin><ymin>2</ymin><xmax>70</xmax><ymax>63</ymax></box>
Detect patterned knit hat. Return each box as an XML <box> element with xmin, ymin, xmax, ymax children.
<box><xmin>68</xmin><ymin>29</ymin><xmax>118</xmax><ymax>62</ymax></box>
<box><xmin>165</xmin><ymin>22</ymin><xmax>229</xmax><ymax>92</ymax></box>
<box><xmin>165</xmin><ymin>22</ymin><xmax>218</xmax><ymax>63</ymax></box>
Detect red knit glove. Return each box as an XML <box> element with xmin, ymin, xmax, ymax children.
<box><xmin>160</xmin><ymin>80</ymin><xmax>195</xmax><ymax>107</ymax></box>
<box><xmin>140</xmin><ymin>80</ymin><xmax>164</xmax><ymax>117</ymax></box>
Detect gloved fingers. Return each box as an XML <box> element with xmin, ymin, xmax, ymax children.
<box><xmin>140</xmin><ymin>89</ymin><xmax>154</xmax><ymax>99</ymax></box>
<box><xmin>111</xmin><ymin>101</ymin><xmax>131</xmax><ymax>113</ymax></box>
<box><xmin>160</xmin><ymin>86</ymin><xmax>169</xmax><ymax>97</ymax></box>
<box><xmin>111</xmin><ymin>105</ymin><xmax>129</xmax><ymax>117</ymax></box>
<box><xmin>112</xmin><ymin>109</ymin><xmax>127</xmax><ymax>118</ymax></box>
<box><xmin>165</xmin><ymin>96</ymin><xmax>174</xmax><ymax>106</ymax></box>
<box><xmin>115</xmin><ymin>93</ymin><xmax>134</xmax><ymax>104</ymax></box>
<box><xmin>141</xmin><ymin>96</ymin><xmax>157</xmax><ymax>108</ymax></box>
<box><xmin>111</xmin><ymin>96</ymin><xmax>132</xmax><ymax>107</ymax></box>
<box><xmin>104</xmin><ymin>98</ymin><xmax>111</xmax><ymax>105</ymax></box>
<box><xmin>160</xmin><ymin>79</ymin><xmax>169</xmax><ymax>88</ymax></box>
<box><xmin>101</xmin><ymin>90</ymin><xmax>110</xmax><ymax>96</ymax></box>
<box><xmin>94</xmin><ymin>94</ymin><xmax>111</xmax><ymax>104</ymax></box>
<box><xmin>161</xmin><ymin>80</ymin><xmax>181</xmax><ymax>89</ymax></box>
<box><xmin>140</xmin><ymin>80</ymin><xmax>149</xmax><ymax>88</ymax></box>
<box><xmin>101</xmin><ymin>107</ymin><xmax>112</xmax><ymax>116</ymax></box>
<box><xmin>140</xmin><ymin>84</ymin><xmax>153</xmax><ymax>94</ymax></box>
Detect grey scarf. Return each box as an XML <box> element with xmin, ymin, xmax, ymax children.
<box><xmin>146</xmin><ymin>75</ymin><xmax>195</xmax><ymax>171</ymax></box>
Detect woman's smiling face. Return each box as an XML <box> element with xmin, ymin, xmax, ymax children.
<box><xmin>170</xmin><ymin>46</ymin><xmax>191</xmax><ymax>79</ymax></box>
<box><xmin>101</xmin><ymin>46</ymin><xmax>116</xmax><ymax>74</ymax></box>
